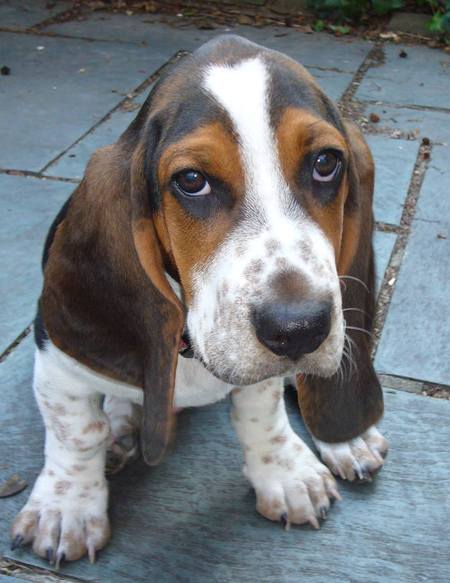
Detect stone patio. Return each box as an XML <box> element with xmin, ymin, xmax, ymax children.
<box><xmin>1</xmin><ymin>3</ymin><xmax>449</xmax><ymax>582</ymax></box>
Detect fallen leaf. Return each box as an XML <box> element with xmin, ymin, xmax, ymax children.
<box><xmin>0</xmin><ymin>474</ymin><xmax>28</xmax><ymax>498</ymax></box>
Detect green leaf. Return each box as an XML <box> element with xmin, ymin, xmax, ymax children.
<box><xmin>427</xmin><ymin>12</ymin><xmax>444</xmax><ymax>32</ymax></box>
<box><xmin>328</xmin><ymin>24</ymin><xmax>351</xmax><ymax>34</ymax></box>
<box><xmin>313</xmin><ymin>19</ymin><xmax>326</xmax><ymax>31</ymax></box>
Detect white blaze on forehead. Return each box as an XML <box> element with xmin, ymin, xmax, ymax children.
<box><xmin>203</xmin><ymin>57</ymin><xmax>293</xmax><ymax>226</ymax></box>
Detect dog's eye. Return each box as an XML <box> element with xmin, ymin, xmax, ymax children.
<box><xmin>312</xmin><ymin>151</ymin><xmax>341</xmax><ymax>183</ymax></box>
<box><xmin>174</xmin><ymin>170</ymin><xmax>211</xmax><ymax>196</ymax></box>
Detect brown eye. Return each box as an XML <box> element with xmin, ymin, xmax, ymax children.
<box><xmin>313</xmin><ymin>151</ymin><xmax>341</xmax><ymax>183</ymax></box>
<box><xmin>174</xmin><ymin>169</ymin><xmax>211</xmax><ymax>196</ymax></box>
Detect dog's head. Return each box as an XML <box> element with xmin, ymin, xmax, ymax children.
<box><xmin>42</xmin><ymin>35</ymin><xmax>369</xmax><ymax>463</ymax></box>
<box><xmin>136</xmin><ymin>35</ymin><xmax>363</xmax><ymax>384</ymax></box>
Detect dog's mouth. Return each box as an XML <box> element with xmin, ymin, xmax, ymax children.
<box><xmin>178</xmin><ymin>330</ymin><xmax>194</xmax><ymax>359</ymax></box>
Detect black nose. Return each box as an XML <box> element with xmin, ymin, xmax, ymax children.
<box><xmin>251</xmin><ymin>300</ymin><xmax>332</xmax><ymax>361</ymax></box>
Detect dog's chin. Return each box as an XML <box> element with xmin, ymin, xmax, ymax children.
<box><xmin>197</xmin><ymin>352</ymin><xmax>342</xmax><ymax>387</ymax></box>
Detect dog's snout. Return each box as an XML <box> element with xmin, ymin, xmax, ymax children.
<box><xmin>251</xmin><ymin>300</ymin><xmax>332</xmax><ymax>361</ymax></box>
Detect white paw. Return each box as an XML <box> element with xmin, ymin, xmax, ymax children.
<box><xmin>11</xmin><ymin>466</ymin><xmax>110</xmax><ymax>565</ymax></box>
<box><xmin>244</xmin><ymin>435</ymin><xmax>340</xmax><ymax>528</ymax></box>
<box><xmin>313</xmin><ymin>426</ymin><xmax>389</xmax><ymax>482</ymax></box>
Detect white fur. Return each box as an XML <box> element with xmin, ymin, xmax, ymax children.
<box><xmin>231</xmin><ymin>379</ymin><xmax>339</xmax><ymax>526</ymax></box>
<box><xmin>185</xmin><ymin>58</ymin><xmax>343</xmax><ymax>385</ymax></box>
<box><xmin>11</xmin><ymin>347</ymin><xmax>111</xmax><ymax>563</ymax></box>
<box><xmin>313</xmin><ymin>426</ymin><xmax>388</xmax><ymax>481</ymax></box>
<box><xmin>32</xmin><ymin>339</ymin><xmax>232</xmax><ymax>410</ymax></box>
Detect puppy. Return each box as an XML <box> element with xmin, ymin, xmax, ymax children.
<box><xmin>11</xmin><ymin>35</ymin><xmax>388</xmax><ymax>565</ymax></box>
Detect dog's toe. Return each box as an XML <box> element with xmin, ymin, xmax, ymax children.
<box><xmin>313</xmin><ymin>425</ymin><xmax>388</xmax><ymax>482</ymax></box>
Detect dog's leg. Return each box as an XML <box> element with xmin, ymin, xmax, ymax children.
<box><xmin>104</xmin><ymin>395</ymin><xmax>141</xmax><ymax>474</ymax></box>
<box><xmin>231</xmin><ymin>379</ymin><xmax>340</xmax><ymax>527</ymax></box>
<box><xmin>11</xmin><ymin>347</ymin><xmax>111</xmax><ymax>565</ymax></box>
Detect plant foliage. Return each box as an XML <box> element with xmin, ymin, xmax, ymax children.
<box><xmin>307</xmin><ymin>0</ymin><xmax>450</xmax><ymax>42</ymax></box>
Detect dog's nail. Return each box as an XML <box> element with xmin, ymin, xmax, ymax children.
<box><xmin>46</xmin><ymin>547</ymin><xmax>54</xmax><ymax>564</ymax></box>
<box><xmin>330</xmin><ymin>488</ymin><xmax>342</xmax><ymax>501</ymax></box>
<box><xmin>319</xmin><ymin>505</ymin><xmax>328</xmax><ymax>520</ymax></box>
<box><xmin>88</xmin><ymin>544</ymin><xmax>96</xmax><ymax>564</ymax></box>
<box><xmin>11</xmin><ymin>534</ymin><xmax>24</xmax><ymax>550</ymax></box>
<box><xmin>280</xmin><ymin>512</ymin><xmax>290</xmax><ymax>531</ymax></box>
<box><xmin>309</xmin><ymin>515</ymin><xmax>320</xmax><ymax>530</ymax></box>
<box><xmin>55</xmin><ymin>551</ymin><xmax>65</xmax><ymax>570</ymax></box>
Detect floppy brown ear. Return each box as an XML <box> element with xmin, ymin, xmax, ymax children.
<box><xmin>296</xmin><ymin>121</ymin><xmax>384</xmax><ymax>442</ymax></box>
<box><xmin>41</xmin><ymin>133</ymin><xmax>184</xmax><ymax>465</ymax></box>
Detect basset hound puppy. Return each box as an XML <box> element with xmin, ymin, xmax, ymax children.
<box><xmin>11</xmin><ymin>35</ymin><xmax>388</xmax><ymax>566</ymax></box>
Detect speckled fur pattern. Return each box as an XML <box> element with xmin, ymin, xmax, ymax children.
<box><xmin>313</xmin><ymin>426</ymin><xmax>388</xmax><ymax>481</ymax></box>
<box><xmin>11</xmin><ymin>348</ymin><xmax>111</xmax><ymax>565</ymax></box>
<box><xmin>187</xmin><ymin>58</ymin><xmax>344</xmax><ymax>385</ymax></box>
<box><xmin>232</xmin><ymin>379</ymin><xmax>341</xmax><ymax>527</ymax></box>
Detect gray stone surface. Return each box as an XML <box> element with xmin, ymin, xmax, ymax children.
<box><xmin>2</xmin><ymin>336</ymin><xmax>450</xmax><ymax>583</ymax></box>
<box><xmin>356</xmin><ymin>44</ymin><xmax>450</xmax><ymax>109</ymax></box>
<box><xmin>374</xmin><ymin>230</ymin><xmax>397</xmax><ymax>293</ymax></box>
<box><xmin>45</xmin><ymin>99</ymin><xmax>143</xmax><ymax>180</ymax></box>
<box><xmin>0</xmin><ymin>33</ymin><xmax>173</xmax><ymax>172</ymax></box>
<box><xmin>0</xmin><ymin>575</ymin><xmax>30</xmax><ymax>583</ymax></box>
<box><xmin>45</xmin><ymin>14</ymin><xmax>372</xmax><ymax>73</ymax></box>
<box><xmin>388</xmin><ymin>12</ymin><xmax>434</xmax><ymax>37</ymax></box>
<box><xmin>362</xmin><ymin>103</ymin><xmax>450</xmax><ymax>144</ymax></box>
<box><xmin>307</xmin><ymin>67</ymin><xmax>353</xmax><ymax>102</ymax></box>
<box><xmin>366</xmin><ymin>135</ymin><xmax>419</xmax><ymax>226</ymax></box>
<box><xmin>375</xmin><ymin>146</ymin><xmax>450</xmax><ymax>385</ymax></box>
<box><xmin>0</xmin><ymin>174</ymin><xmax>73</xmax><ymax>353</ymax></box>
<box><xmin>0</xmin><ymin>0</ymin><xmax>71</xmax><ymax>29</ymax></box>
<box><xmin>44</xmin><ymin>12</ymin><xmax>220</xmax><ymax>50</ymax></box>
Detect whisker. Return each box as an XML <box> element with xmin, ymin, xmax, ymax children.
<box><xmin>339</xmin><ymin>275</ymin><xmax>369</xmax><ymax>293</ymax></box>
<box><xmin>345</xmin><ymin>325</ymin><xmax>373</xmax><ymax>338</ymax></box>
<box><xmin>342</xmin><ymin>307</ymin><xmax>368</xmax><ymax>316</ymax></box>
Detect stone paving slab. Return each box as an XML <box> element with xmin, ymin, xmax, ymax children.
<box><xmin>374</xmin><ymin>230</ymin><xmax>397</xmax><ymax>293</ymax></box>
<box><xmin>0</xmin><ymin>575</ymin><xmax>30</xmax><ymax>583</ymax></box>
<box><xmin>366</xmin><ymin>135</ymin><xmax>418</xmax><ymax>226</ymax></box>
<box><xmin>45</xmin><ymin>14</ymin><xmax>372</xmax><ymax>73</ymax></box>
<box><xmin>356</xmin><ymin>44</ymin><xmax>450</xmax><ymax>110</ymax></box>
<box><xmin>0</xmin><ymin>174</ymin><xmax>73</xmax><ymax>354</ymax></box>
<box><xmin>375</xmin><ymin>145</ymin><xmax>450</xmax><ymax>386</ymax></box>
<box><xmin>362</xmin><ymin>103</ymin><xmax>450</xmax><ymax>145</ymax></box>
<box><xmin>306</xmin><ymin>67</ymin><xmax>353</xmax><ymax>102</ymax></box>
<box><xmin>0</xmin><ymin>32</ymin><xmax>174</xmax><ymax>172</ymax></box>
<box><xmin>45</xmin><ymin>102</ymin><xmax>141</xmax><ymax>180</ymax></box>
<box><xmin>0</xmin><ymin>0</ymin><xmax>71</xmax><ymax>29</ymax></box>
<box><xmin>1</xmin><ymin>336</ymin><xmax>450</xmax><ymax>583</ymax></box>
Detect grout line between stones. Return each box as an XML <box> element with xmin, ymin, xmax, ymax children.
<box><xmin>0</xmin><ymin>556</ymin><xmax>88</xmax><ymax>583</ymax></box>
<box><xmin>39</xmin><ymin>50</ymin><xmax>188</xmax><ymax>176</ymax></box>
<box><xmin>361</xmin><ymin>98</ymin><xmax>450</xmax><ymax>115</ymax></box>
<box><xmin>0</xmin><ymin>169</ymin><xmax>79</xmax><ymax>184</ymax></box>
<box><xmin>338</xmin><ymin>41</ymin><xmax>385</xmax><ymax>112</ymax></box>
<box><xmin>372</xmin><ymin>140</ymin><xmax>432</xmax><ymax>357</ymax></box>
<box><xmin>375</xmin><ymin>221</ymin><xmax>403</xmax><ymax>234</ymax></box>
<box><xmin>379</xmin><ymin>373</ymin><xmax>450</xmax><ymax>398</ymax></box>
<box><xmin>0</xmin><ymin>25</ymin><xmax>156</xmax><ymax>47</ymax></box>
<box><xmin>0</xmin><ymin>324</ymin><xmax>32</xmax><ymax>364</ymax></box>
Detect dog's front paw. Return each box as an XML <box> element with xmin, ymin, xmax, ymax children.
<box><xmin>11</xmin><ymin>466</ymin><xmax>110</xmax><ymax>565</ymax></box>
<box><xmin>244</xmin><ymin>437</ymin><xmax>340</xmax><ymax>528</ymax></box>
<box><xmin>313</xmin><ymin>426</ymin><xmax>389</xmax><ymax>482</ymax></box>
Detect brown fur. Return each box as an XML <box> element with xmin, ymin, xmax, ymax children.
<box><xmin>296</xmin><ymin>121</ymin><xmax>383</xmax><ymax>442</ymax></box>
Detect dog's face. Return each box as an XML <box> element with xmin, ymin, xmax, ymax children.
<box><xmin>142</xmin><ymin>37</ymin><xmax>354</xmax><ymax>386</ymax></box>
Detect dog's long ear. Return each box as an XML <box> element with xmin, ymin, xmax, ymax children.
<box><xmin>296</xmin><ymin>121</ymin><xmax>384</xmax><ymax>442</ymax></box>
<box><xmin>41</xmin><ymin>117</ymin><xmax>184</xmax><ymax>465</ymax></box>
